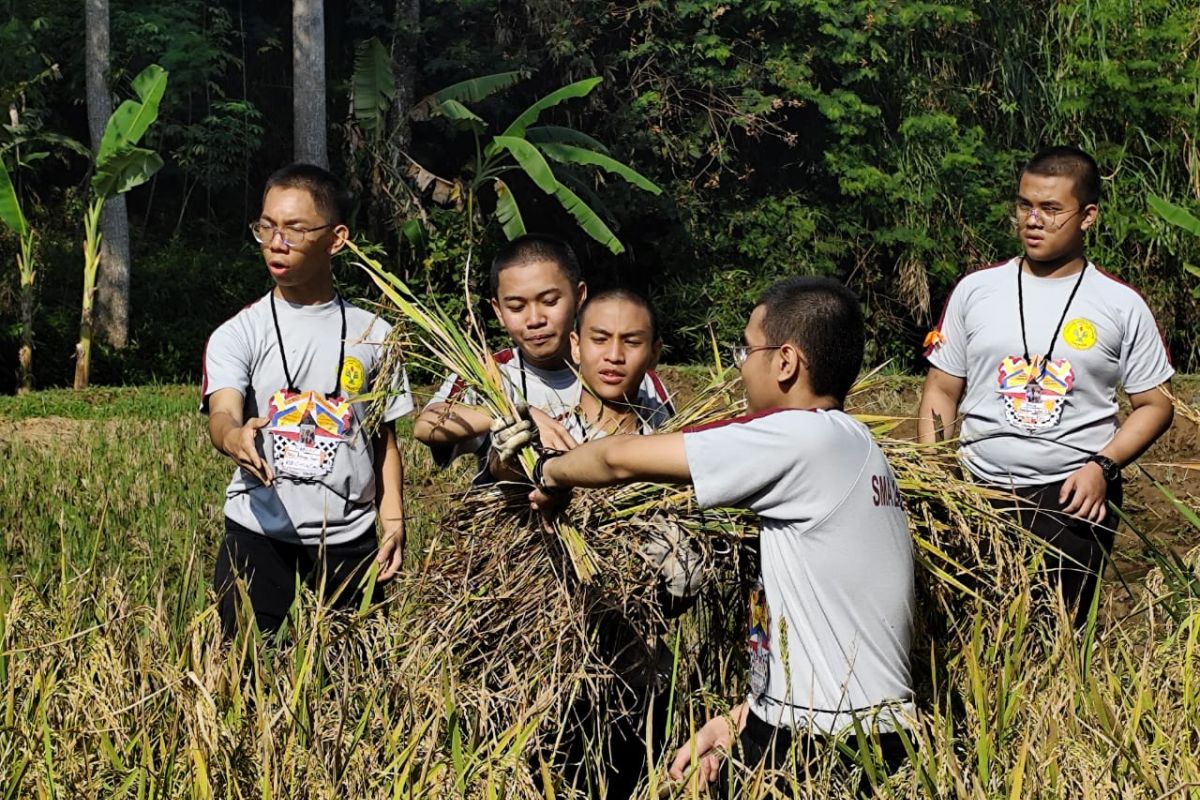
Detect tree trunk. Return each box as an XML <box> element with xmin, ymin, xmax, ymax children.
<box><xmin>293</xmin><ymin>0</ymin><xmax>328</xmax><ymax>167</ymax></box>
<box><xmin>85</xmin><ymin>0</ymin><xmax>131</xmax><ymax>349</ymax></box>
<box><xmin>392</xmin><ymin>0</ymin><xmax>420</xmax><ymax>153</ymax></box>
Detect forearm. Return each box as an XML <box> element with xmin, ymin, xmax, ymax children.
<box><xmin>1099</xmin><ymin>403</ymin><xmax>1174</xmax><ymax>467</ymax></box>
<box><xmin>542</xmin><ymin>436</ymin><xmax>637</xmax><ymax>489</ymax></box>
<box><xmin>917</xmin><ymin>391</ymin><xmax>959</xmax><ymax>444</ymax></box>
<box><xmin>208</xmin><ymin>410</ymin><xmax>242</xmax><ymax>454</ymax></box>
<box><xmin>542</xmin><ymin>433</ymin><xmax>690</xmax><ymax>489</ymax></box>
<box><xmin>376</xmin><ymin>427</ymin><xmax>405</xmax><ymax>534</ymax></box>
<box><xmin>413</xmin><ymin>402</ymin><xmax>492</xmax><ymax>445</ymax></box>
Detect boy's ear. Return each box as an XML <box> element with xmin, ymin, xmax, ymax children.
<box><xmin>575</xmin><ymin>282</ymin><xmax>588</xmax><ymax>309</ymax></box>
<box><xmin>570</xmin><ymin>331</ymin><xmax>582</xmax><ymax>365</ymax></box>
<box><xmin>328</xmin><ymin>224</ymin><xmax>350</xmax><ymax>256</ymax></box>
<box><xmin>489</xmin><ymin>297</ymin><xmax>503</xmax><ymax>322</ymax></box>
<box><xmin>777</xmin><ymin>343</ymin><xmax>802</xmax><ymax>383</ymax></box>
<box><xmin>1080</xmin><ymin>203</ymin><xmax>1099</xmax><ymax>232</ymax></box>
<box><xmin>649</xmin><ymin>338</ymin><xmax>663</xmax><ymax>370</ymax></box>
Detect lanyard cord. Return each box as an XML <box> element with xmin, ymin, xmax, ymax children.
<box><xmin>269</xmin><ymin>292</ymin><xmax>347</xmax><ymax>396</ymax></box>
<box><xmin>516</xmin><ymin>348</ymin><xmax>529</xmax><ymax>399</ymax></box>
<box><xmin>1017</xmin><ymin>256</ymin><xmax>1087</xmax><ymax>366</ymax></box>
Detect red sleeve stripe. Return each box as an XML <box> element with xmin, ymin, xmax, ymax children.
<box><xmin>683</xmin><ymin>406</ymin><xmax>810</xmax><ymax>434</ymax></box>
<box><xmin>647</xmin><ymin>369</ymin><xmax>670</xmax><ymax>402</ymax></box>
<box><xmin>492</xmin><ymin>347</ymin><xmax>516</xmax><ymax>365</ymax></box>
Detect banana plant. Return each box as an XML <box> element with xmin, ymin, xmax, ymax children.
<box><xmin>0</xmin><ymin>158</ymin><xmax>36</xmax><ymax>392</ymax></box>
<box><xmin>1148</xmin><ymin>195</ymin><xmax>1200</xmax><ymax>298</ymax></box>
<box><xmin>74</xmin><ymin>64</ymin><xmax>168</xmax><ymax>390</ymax></box>
<box><xmin>402</xmin><ymin>72</ymin><xmax>662</xmax><ymax>254</ymax></box>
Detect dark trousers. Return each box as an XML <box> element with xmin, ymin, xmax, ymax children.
<box><xmin>214</xmin><ymin>518</ymin><xmax>384</xmax><ymax>637</ymax></box>
<box><xmin>727</xmin><ymin>710</ymin><xmax>911</xmax><ymax>795</ymax></box>
<box><xmin>992</xmin><ymin>477</ymin><xmax>1122</xmax><ymax>627</ymax></box>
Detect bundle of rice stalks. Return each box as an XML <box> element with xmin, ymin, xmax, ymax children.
<box><xmin>350</xmin><ymin>243</ymin><xmax>1055</xmax><ymax>786</ymax></box>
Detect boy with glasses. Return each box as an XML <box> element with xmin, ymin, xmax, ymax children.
<box><xmin>524</xmin><ymin>277</ymin><xmax>916</xmax><ymax>792</ymax></box>
<box><xmin>202</xmin><ymin>163</ymin><xmax>413</xmax><ymax>637</ymax></box>
<box><xmin>918</xmin><ymin>145</ymin><xmax>1175</xmax><ymax>625</ymax></box>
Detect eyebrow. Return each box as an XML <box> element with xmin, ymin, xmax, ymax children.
<box><xmin>259</xmin><ymin>214</ymin><xmax>314</xmax><ymax>226</ymax></box>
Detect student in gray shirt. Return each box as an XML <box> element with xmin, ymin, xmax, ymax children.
<box><xmin>202</xmin><ymin>164</ymin><xmax>413</xmax><ymax>637</ymax></box>
<box><xmin>918</xmin><ymin>146</ymin><xmax>1174</xmax><ymax>626</ymax></box>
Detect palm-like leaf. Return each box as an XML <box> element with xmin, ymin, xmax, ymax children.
<box><xmin>97</xmin><ymin>65</ymin><xmax>167</xmax><ymax>160</ymax></box>
<box><xmin>493</xmin><ymin>179</ymin><xmax>526</xmax><ymax>240</ymax></box>
<box><xmin>438</xmin><ymin>99</ymin><xmax>486</xmax><ymax>133</ymax></box>
<box><xmin>491</xmin><ymin>136</ymin><xmax>558</xmax><ymax>194</ymax></box>
<box><xmin>1149</xmin><ymin>195</ymin><xmax>1200</xmax><ymax>238</ymax></box>
<box><xmin>353</xmin><ymin>37</ymin><xmax>396</xmax><ymax>135</ymax></box>
<box><xmin>92</xmin><ymin>146</ymin><xmax>164</xmax><ymax>198</ymax></box>
<box><xmin>551</xmin><ymin>182</ymin><xmax>624</xmax><ymax>254</ymax></box>
<box><xmin>0</xmin><ymin>159</ymin><xmax>29</xmax><ymax>239</ymax></box>
<box><xmin>536</xmin><ymin>142</ymin><xmax>661</xmax><ymax>194</ymax></box>
<box><xmin>525</xmin><ymin>126</ymin><xmax>610</xmax><ymax>154</ymax></box>
<box><xmin>496</xmin><ymin>78</ymin><xmax>602</xmax><ymax>143</ymax></box>
<box><xmin>411</xmin><ymin>71</ymin><xmax>526</xmax><ymax>120</ymax></box>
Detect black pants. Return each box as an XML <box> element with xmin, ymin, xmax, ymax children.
<box><xmin>214</xmin><ymin>518</ymin><xmax>384</xmax><ymax>637</ymax></box>
<box><xmin>993</xmin><ymin>477</ymin><xmax>1122</xmax><ymax>627</ymax></box>
<box><xmin>727</xmin><ymin>710</ymin><xmax>911</xmax><ymax>796</ymax></box>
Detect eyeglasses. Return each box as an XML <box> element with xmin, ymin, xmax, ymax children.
<box><xmin>1013</xmin><ymin>201</ymin><xmax>1081</xmax><ymax>232</ymax></box>
<box><xmin>249</xmin><ymin>221</ymin><xmax>333</xmax><ymax>247</ymax></box>
<box><xmin>729</xmin><ymin>343</ymin><xmax>783</xmax><ymax>367</ymax></box>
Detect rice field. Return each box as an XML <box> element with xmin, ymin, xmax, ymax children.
<box><xmin>2</xmin><ymin>375</ymin><xmax>1200</xmax><ymax>798</ymax></box>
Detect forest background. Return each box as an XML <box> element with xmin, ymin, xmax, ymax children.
<box><xmin>2</xmin><ymin>0</ymin><xmax>1199</xmax><ymax>393</ymax></box>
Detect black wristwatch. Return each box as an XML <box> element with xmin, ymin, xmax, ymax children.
<box><xmin>1086</xmin><ymin>454</ymin><xmax>1120</xmax><ymax>483</ymax></box>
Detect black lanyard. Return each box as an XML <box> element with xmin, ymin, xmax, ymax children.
<box><xmin>269</xmin><ymin>292</ymin><xmax>346</xmax><ymax>396</ymax></box>
<box><xmin>1016</xmin><ymin>256</ymin><xmax>1087</xmax><ymax>370</ymax></box>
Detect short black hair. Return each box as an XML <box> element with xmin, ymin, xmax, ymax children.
<box><xmin>490</xmin><ymin>234</ymin><xmax>582</xmax><ymax>297</ymax></box>
<box><xmin>263</xmin><ymin>163</ymin><xmax>353</xmax><ymax>225</ymax></box>
<box><xmin>1020</xmin><ymin>146</ymin><xmax>1102</xmax><ymax>206</ymax></box>
<box><xmin>578</xmin><ymin>287</ymin><xmax>661</xmax><ymax>341</ymax></box>
<box><xmin>755</xmin><ymin>276</ymin><xmax>864</xmax><ymax>403</ymax></box>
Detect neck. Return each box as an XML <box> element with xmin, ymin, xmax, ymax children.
<box><xmin>579</xmin><ymin>390</ymin><xmax>639</xmax><ymax>434</ymax></box>
<box><xmin>274</xmin><ymin>280</ymin><xmax>335</xmax><ymax>306</ymax></box>
<box><xmin>520</xmin><ymin>348</ymin><xmax>571</xmax><ymax>371</ymax></box>
<box><xmin>779</xmin><ymin>384</ymin><xmax>841</xmax><ymax>412</ymax></box>
<box><xmin>1022</xmin><ymin>251</ymin><xmax>1086</xmax><ymax>279</ymax></box>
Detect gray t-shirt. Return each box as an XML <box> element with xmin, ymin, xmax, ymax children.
<box><xmin>202</xmin><ymin>292</ymin><xmax>413</xmax><ymax>544</ymax></box>
<box><xmin>684</xmin><ymin>409</ymin><xmax>914</xmax><ymax>733</ymax></box>
<box><xmin>926</xmin><ymin>258</ymin><xmax>1174</xmax><ymax>486</ymax></box>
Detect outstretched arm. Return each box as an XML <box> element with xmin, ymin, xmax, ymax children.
<box><xmin>538</xmin><ymin>432</ymin><xmax>691</xmax><ymax>491</ymax></box>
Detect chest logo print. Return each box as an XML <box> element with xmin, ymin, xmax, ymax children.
<box><xmin>340</xmin><ymin>357</ymin><xmax>366</xmax><ymax>394</ymax></box>
<box><xmin>1062</xmin><ymin>318</ymin><xmax>1097</xmax><ymax>351</ymax></box>
<box><xmin>996</xmin><ymin>355</ymin><xmax>1075</xmax><ymax>432</ymax></box>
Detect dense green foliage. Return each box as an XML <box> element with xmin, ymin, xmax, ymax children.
<box><xmin>1</xmin><ymin>0</ymin><xmax>1199</xmax><ymax>390</ymax></box>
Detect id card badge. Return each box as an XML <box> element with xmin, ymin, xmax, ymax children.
<box><xmin>747</xmin><ymin>579</ymin><xmax>771</xmax><ymax>700</ymax></box>
<box><xmin>266</xmin><ymin>389</ymin><xmax>353</xmax><ymax>478</ymax></box>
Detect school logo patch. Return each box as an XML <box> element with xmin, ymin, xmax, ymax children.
<box><xmin>996</xmin><ymin>355</ymin><xmax>1075</xmax><ymax>432</ymax></box>
<box><xmin>1062</xmin><ymin>318</ymin><xmax>1097</xmax><ymax>351</ymax></box>
<box><xmin>340</xmin><ymin>356</ymin><xmax>366</xmax><ymax>394</ymax></box>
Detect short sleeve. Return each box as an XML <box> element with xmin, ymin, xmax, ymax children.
<box><xmin>683</xmin><ymin>414</ymin><xmax>796</xmax><ymax>511</ymax></box>
<box><xmin>200</xmin><ymin>320</ymin><xmax>252</xmax><ymax>413</ymax></box>
<box><xmin>379</xmin><ymin>366</ymin><xmax>415</xmax><ymax>422</ymax></box>
<box><xmin>1120</xmin><ymin>296</ymin><xmax>1174</xmax><ymax>394</ymax></box>
<box><xmin>925</xmin><ymin>282</ymin><xmax>968</xmax><ymax>378</ymax></box>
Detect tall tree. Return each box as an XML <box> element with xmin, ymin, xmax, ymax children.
<box><xmin>84</xmin><ymin>0</ymin><xmax>132</xmax><ymax>349</ymax></box>
<box><xmin>293</xmin><ymin>0</ymin><xmax>327</xmax><ymax>167</ymax></box>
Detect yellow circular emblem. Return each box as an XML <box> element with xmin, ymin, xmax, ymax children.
<box><xmin>340</xmin><ymin>357</ymin><xmax>366</xmax><ymax>394</ymax></box>
<box><xmin>1063</xmin><ymin>318</ymin><xmax>1097</xmax><ymax>350</ymax></box>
